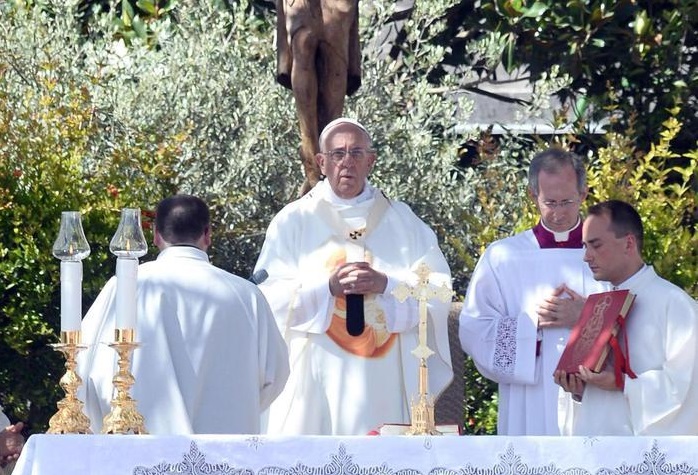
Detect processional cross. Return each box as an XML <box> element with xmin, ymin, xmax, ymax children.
<box><xmin>392</xmin><ymin>262</ymin><xmax>454</xmax><ymax>435</ymax></box>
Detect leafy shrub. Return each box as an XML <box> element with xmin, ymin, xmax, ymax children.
<box><xmin>0</xmin><ymin>0</ymin><xmax>181</xmax><ymax>431</ymax></box>
<box><xmin>586</xmin><ymin>115</ymin><xmax>697</xmax><ymax>297</ymax></box>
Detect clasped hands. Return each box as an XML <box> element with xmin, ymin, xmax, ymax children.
<box><xmin>329</xmin><ymin>262</ymin><xmax>387</xmax><ymax>297</ymax></box>
<box><xmin>537</xmin><ymin>283</ymin><xmax>585</xmax><ymax>329</ymax></box>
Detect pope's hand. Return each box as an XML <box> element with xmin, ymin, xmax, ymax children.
<box><xmin>538</xmin><ymin>284</ymin><xmax>585</xmax><ymax>328</ymax></box>
<box><xmin>329</xmin><ymin>262</ymin><xmax>387</xmax><ymax>296</ymax></box>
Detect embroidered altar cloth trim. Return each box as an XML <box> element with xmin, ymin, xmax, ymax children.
<box><xmin>13</xmin><ymin>434</ymin><xmax>698</xmax><ymax>475</ymax></box>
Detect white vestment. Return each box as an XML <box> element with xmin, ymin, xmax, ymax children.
<box><xmin>572</xmin><ymin>265</ymin><xmax>698</xmax><ymax>435</ymax></box>
<box><xmin>459</xmin><ymin>229</ymin><xmax>607</xmax><ymax>435</ymax></box>
<box><xmin>78</xmin><ymin>246</ymin><xmax>289</xmax><ymax>434</ymax></box>
<box><xmin>254</xmin><ymin>180</ymin><xmax>453</xmax><ymax>435</ymax></box>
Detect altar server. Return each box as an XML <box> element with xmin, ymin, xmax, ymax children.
<box><xmin>254</xmin><ymin>117</ymin><xmax>453</xmax><ymax>435</ymax></box>
<box><xmin>555</xmin><ymin>200</ymin><xmax>698</xmax><ymax>435</ymax></box>
<box><xmin>80</xmin><ymin>195</ymin><xmax>289</xmax><ymax>434</ymax></box>
<box><xmin>459</xmin><ymin>148</ymin><xmax>607</xmax><ymax>435</ymax></box>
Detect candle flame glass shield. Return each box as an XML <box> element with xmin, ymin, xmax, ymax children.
<box><xmin>102</xmin><ymin>207</ymin><xmax>149</xmax><ymax>433</ymax></box>
<box><xmin>52</xmin><ymin>211</ymin><xmax>91</xmax><ymax>261</ymax></box>
<box><xmin>48</xmin><ymin>211</ymin><xmax>91</xmax><ymax>433</ymax></box>
<box><xmin>110</xmin><ymin>208</ymin><xmax>148</xmax><ymax>258</ymax></box>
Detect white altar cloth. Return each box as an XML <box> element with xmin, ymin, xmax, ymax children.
<box><xmin>13</xmin><ymin>434</ymin><xmax>698</xmax><ymax>475</ymax></box>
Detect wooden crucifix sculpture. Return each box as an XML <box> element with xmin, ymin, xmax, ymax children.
<box><xmin>392</xmin><ymin>262</ymin><xmax>454</xmax><ymax>435</ymax></box>
<box><xmin>276</xmin><ymin>0</ymin><xmax>362</xmax><ymax>196</ymax></box>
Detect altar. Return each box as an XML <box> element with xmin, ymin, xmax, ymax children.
<box><xmin>12</xmin><ymin>434</ymin><xmax>698</xmax><ymax>475</ymax></box>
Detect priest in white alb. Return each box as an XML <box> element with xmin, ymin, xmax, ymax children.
<box><xmin>254</xmin><ymin>118</ymin><xmax>453</xmax><ymax>435</ymax></box>
<box><xmin>79</xmin><ymin>195</ymin><xmax>289</xmax><ymax>434</ymax></box>
<box><xmin>459</xmin><ymin>148</ymin><xmax>608</xmax><ymax>435</ymax></box>
<box><xmin>555</xmin><ymin>200</ymin><xmax>698</xmax><ymax>435</ymax></box>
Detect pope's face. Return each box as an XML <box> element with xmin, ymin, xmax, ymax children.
<box><xmin>316</xmin><ymin>124</ymin><xmax>375</xmax><ymax>199</ymax></box>
<box><xmin>532</xmin><ymin>165</ymin><xmax>586</xmax><ymax>232</ymax></box>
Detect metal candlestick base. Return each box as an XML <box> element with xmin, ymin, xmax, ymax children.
<box><xmin>101</xmin><ymin>329</ymin><xmax>147</xmax><ymax>434</ymax></box>
<box><xmin>405</xmin><ymin>359</ymin><xmax>441</xmax><ymax>436</ymax></box>
<box><xmin>47</xmin><ymin>331</ymin><xmax>92</xmax><ymax>434</ymax></box>
<box><xmin>405</xmin><ymin>396</ymin><xmax>441</xmax><ymax>435</ymax></box>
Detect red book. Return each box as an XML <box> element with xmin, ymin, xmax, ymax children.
<box><xmin>556</xmin><ymin>289</ymin><xmax>636</xmax><ymax>374</ymax></box>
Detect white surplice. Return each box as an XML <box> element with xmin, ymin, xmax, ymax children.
<box><xmin>78</xmin><ymin>246</ymin><xmax>289</xmax><ymax>435</ymax></box>
<box><xmin>254</xmin><ymin>180</ymin><xmax>453</xmax><ymax>435</ymax></box>
<box><xmin>459</xmin><ymin>229</ymin><xmax>608</xmax><ymax>435</ymax></box>
<box><xmin>572</xmin><ymin>265</ymin><xmax>698</xmax><ymax>435</ymax></box>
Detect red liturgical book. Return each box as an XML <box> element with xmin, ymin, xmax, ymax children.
<box><xmin>556</xmin><ymin>289</ymin><xmax>636</xmax><ymax>375</ymax></box>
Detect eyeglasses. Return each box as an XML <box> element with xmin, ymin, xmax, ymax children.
<box><xmin>539</xmin><ymin>199</ymin><xmax>579</xmax><ymax>209</ymax></box>
<box><xmin>323</xmin><ymin>148</ymin><xmax>374</xmax><ymax>163</ymax></box>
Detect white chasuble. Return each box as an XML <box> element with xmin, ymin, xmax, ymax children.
<box><xmin>255</xmin><ymin>180</ymin><xmax>453</xmax><ymax>435</ymax></box>
<box><xmin>459</xmin><ymin>231</ymin><xmax>607</xmax><ymax>435</ymax></box>
<box><xmin>77</xmin><ymin>246</ymin><xmax>289</xmax><ymax>435</ymax></box>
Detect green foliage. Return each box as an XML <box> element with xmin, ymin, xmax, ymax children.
<box><xmin>467</xmin><ymin>0</ymin><xmax>697</xmax><ymax>151</ymax></box>
<box><xmin>90</xmin><ymin>0</ymin><xmax>177</xmax><ymax>46</ymax></box>
<box><xmin>0</xmin><ymin>0</ymin><xmax>182</xmax><ymax>431</ymax></box>
<box><xmin>586</xmin><ymin>115</ymin><xmax>697</xmax><ymax>297</ymax></box>
<box><xmin>462</xmin><ymin>359</ymin><xmax>498</xmax><ymax>434</ymax></box>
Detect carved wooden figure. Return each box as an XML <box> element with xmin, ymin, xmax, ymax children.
<box><xmin>276</xmin><ymin>0</ymin><xmax>362</xmax><ymax>195</ymax></box>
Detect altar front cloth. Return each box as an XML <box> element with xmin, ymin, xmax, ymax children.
<box><xmin>13</xmin><ymin>434</ymin><xmax>698</xmax><ymax>475</ymax></box>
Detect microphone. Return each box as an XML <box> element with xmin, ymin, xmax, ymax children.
<box><xmin>345</xmin><ymin>294</ymin><xmax>365</xmax><ymax>336</ymax></box>
<box><xmin>249</xmin><ymin>269</ymin><xmax>268</xmax><ymax>285</ymax></box>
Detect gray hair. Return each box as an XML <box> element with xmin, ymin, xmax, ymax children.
<box><xmin>528</xmin><ymin>147</ymin><xmax>587</xmax><ymax>196</ymax></box>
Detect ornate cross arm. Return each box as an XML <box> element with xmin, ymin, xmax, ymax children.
<box><xmin>392</xmin><ymin>262</ymin><xmax>454</xmax><ymax>360</ymax></box>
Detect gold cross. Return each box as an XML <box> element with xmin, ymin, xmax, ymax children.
<box><xmin>392</xmin><ymin>262</ymin><xmax>453</xmax><ymax>360</ymax></box>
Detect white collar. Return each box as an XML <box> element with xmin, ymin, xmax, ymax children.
<box><xmin>613</xmin><ymin>264</ymin><xmax>648</xmax><ymax>290</ymax></box>
<box><xmin>319</xmin><ymin>179</ymin><xmax>375</xmax><ymax>206</ymax></box>
<box><xmin>540</xmin><ymin>216</ymin><xmax>581</xmax><ymax>242</ymax></box>
<box><xmin>156</xmin><ymin>245</ymin><xmax>210</xmax><ymax>263</ymax></box>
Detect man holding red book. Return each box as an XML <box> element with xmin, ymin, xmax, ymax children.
<box><xmin>555</xmin><ymin>200</ymin><xmax>698</xmax><ymax>435</ymax></box>
<box><xmin>459</xmin><ymin>148</ymin><xmax>607</xmax><ymax>435</ymax></box>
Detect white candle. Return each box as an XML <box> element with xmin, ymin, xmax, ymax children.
<box><xmin>115</xmin><ymin>257</ymin><xmax>139</xmax><ymax>329</ymax></box>
<box><xmin>60</xmin><ymin>261</ymin><xmax>82</xmax><ymax>332</ymax></box>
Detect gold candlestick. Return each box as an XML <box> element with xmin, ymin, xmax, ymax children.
<box><xmin>101</xmin><ymin>328</ymin><xmax>148</xmax><ymax>434</ymax></box>
<box><xmin>47</xmin><ymin>331</ymin><xmax>92</xmax><ymax>434</ymax></box>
